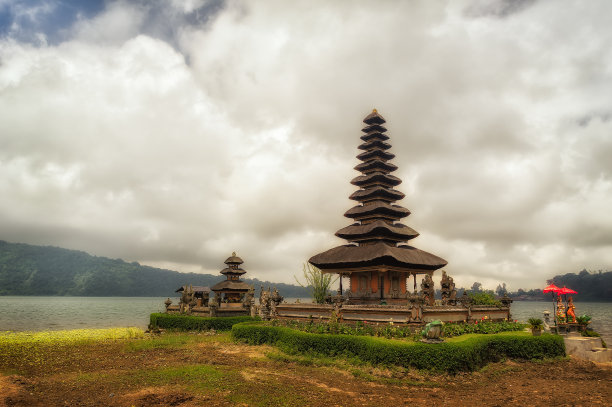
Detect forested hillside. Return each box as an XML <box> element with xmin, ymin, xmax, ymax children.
<box><xmin>0</xmin><ymin>241</ymin><xmax>309</xmax><ymax>297</ymax></box>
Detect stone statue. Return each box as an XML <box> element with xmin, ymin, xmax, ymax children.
<box><xmin>440</xmin><ymin>271</ymin><xmax>456</xmax><ymax>305</ymax></box>
<box><xmin>408</xmin><ymin>293</ymin><xmax>423</xmax><ymax>322</ymax></box>
<box><xmin>164</xmin><ymin>298</ymin><xmax>172</xmax><ymax>310</ymax></box>
<box><xmin>420</xmin><ymin>274</ymin><xmax>435</xmax><ymax>306</ymax></box>
<box><xmin>202</xmin><ymin>291</ymin><xmax>210</xmax><ymax>307</ymax></box>
<box><xmin>556</xmin><ymin>295</ymin><xmax>566</xmax><ymax>323</ymax></box>
<box><xmin>259</xmin><ymin>286</ymin><xmax>271</xmax><ymax>320</ymax></box>
<box><xmin>566</xmin><ymin>296</ymin><xmax>576</xmax><ymax>323</ymax></box>
<box><xmin>180</xmin><ymin>285</ymin><xmax>195</xmax><ymax>314</ymax></box>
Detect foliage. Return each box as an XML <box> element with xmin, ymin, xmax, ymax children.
<box><xmin>575</xmin><ymin>315</ymin><xmax>592</xmax><ymax>325</ymax></box>
<box><xmin>469</xmin><ymin>291</ymin><xmax>502</xmax><ymax>306</ymax></box>
<box><xmin>0</xmin><ymin>240</ymin><xmax>310</xmax><ymax>297</ymax></box>
<box><xmin>231</xmin><ymin>322</ymin><xmax>565</xmax><ymax>373</ymax></box>
<box><xmin>294</xmin><ymin>263</ymin><xmax>337</xmax><ymax>304</ymax></box>
<box><xmin>441</xmin><ymin>321</ymin><xmax>527</xmax><ymax>337</ymax></box>
<box><xmin>527</xmin><ymin>318</ymin><xmax>543</xmax><ymax>329</ymax></box>
<box><xmin>149</xmin><ymin>313</ymin><xmax>258</xmax><ymax>331</ymax></box>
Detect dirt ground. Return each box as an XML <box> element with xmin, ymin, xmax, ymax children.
<box><xmin>1</xmin><ymin>332</ymin><xmax>611</xmax><ymax>407</ymax></box>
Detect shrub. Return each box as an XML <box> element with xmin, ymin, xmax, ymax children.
<box><xmin>441</xmin><ymin>321</ymin><xmax>526</xmax><ymax>337</ymax></box>
<box><xmin>528</xmin><ymin>318</ymin><xmax>543</xmax><ymax>329</ymax></box>
<box><xmin>232</xmin><ymin>322</ymin><xmax>565</xmax><ymax>373</ymax></box>
<box><xmin>469</xmin><ymin>292</ymin><xmax>502</xmax><ymax>306</ymax></box>
<box><xmin>149</xmin><ymin>313</ymin><xmax>258</xmax><ymax>331</ymax></box>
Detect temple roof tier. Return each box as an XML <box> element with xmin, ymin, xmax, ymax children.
<box><xmin>335</xmin><ymin>220</ymin><xmax>419</xmax><ymax>242</ymax></box>
<box><xmin>344</xmin><ymin>202</ymin><xmax>410</xmax><ymax>219</ymax></box>
<box><xmin>356</xmin><ymin>149</ymin><xmax>395</xmax><ymax>161</ymax></box>
<box><xmin>224</xmin><ymin>252</ymin><xmax>243</xmax><ymax>265</ymax></box>
<box><xmin>351</xmin><ymin>172</ymin><xmax>402</xmax><ymax>187</ymax></box>
<box><xmin>309</xmin><ymin>242</ymin><xmax>447</xmax><ymax>271</ymax></box>
<box><xmin>358</xmin><ymin>140</ymin><xmax>392</xmax><ymax>151</ymax></box>
<box><xmin>354</xmin><ymin>159</ymin><xmax>398</xmax><ymax>174</ymax></box>
<box><xmin>361</xmin><ymin>124</ymin><xmax>387</xmax><ymax>133</ymax></box>
<box><xmin>349</xmin><ymin>186</ymin><xmax>405</xmax><ymax>202</ymax></box>
<box><xmin>220</xmin><ymin>267</ymin><xmax>247</xmax><ymax>275</ymax></box>
<box><xmin>360</xmin><ymin>131</ymin><xmax>389</xmax><ymax>142</ymax></box>
<box><xmin>210</xmin><ymin>280</ymin><xmax>251</xmax><ymax>292</ymax></box>
<box><xmin>362</xmin><ymin>110</ymin><xmax>386</xmax><ymax>125</ymax></box>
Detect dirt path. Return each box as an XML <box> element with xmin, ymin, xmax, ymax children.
<box><xmin>1</xmin><ymin>333</ymin><xmax>611</xmax><ymax>406</ymax></box>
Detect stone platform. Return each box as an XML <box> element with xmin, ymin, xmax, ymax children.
<box><xmin>563</xmin><ymin>334</ymin><xmax>612</xmax><ymax>363</ymax></box>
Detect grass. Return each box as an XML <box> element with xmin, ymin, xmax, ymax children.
<box><xmin>123</xmin><ymin>331</ymin><xmax>231</xmax><ymax>352</ymax></box>
<box><xmin>0</xmin><ymin>327</ymin><xmax>144</xmax><ymax>345</ymax></box>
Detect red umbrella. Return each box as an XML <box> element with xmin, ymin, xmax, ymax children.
<box><xmin>558</xmin><ymin>286</ymin><xmax>577</xmax><ymax>295</ymax></box>
<box><xmin>543</xmin><ymin>283</ymin><xmax>562</xmax><ymax>293</ymax></box>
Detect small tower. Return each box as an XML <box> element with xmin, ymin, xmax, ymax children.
<box><xmin>309</xmin><ymin>110</ymin><xmax>447</xmax><ymax>304</ymax></box>
<box><xmin>211</xmin><ymin>252</ymin><xmax>251</xmax><ymax>303</ymax></box>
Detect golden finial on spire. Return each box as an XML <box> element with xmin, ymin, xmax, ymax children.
<box><xmin>232</xmin><ymin>251</ymin><xmax>236</xmax><ymax>256</ymax></box>
<box><xmin>373</xmin><ymin>108</ymin><xmax>377</xmax><ymax>113</ymax></box>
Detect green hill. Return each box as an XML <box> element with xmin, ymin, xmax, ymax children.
<box><xmin>0</xmin><ymin>240</ymin><xmax>309</xmax><ymax>298</ymax></box>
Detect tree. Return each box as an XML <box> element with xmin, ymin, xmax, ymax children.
<box><xmin>295</xmin><ymin>263</ymin><xmax>337</xmax><ymax>304</ymax></box>
<box><xmin>495</xmin><ymin>283</ymin><xmax>507</xmax><ymax>296</ymax></box>
<box><xmin>470</xmin><ymin>282</ymin><xmax>483</xmax><ymax>293</ymax></box>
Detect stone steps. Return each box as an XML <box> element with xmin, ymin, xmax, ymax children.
<box><xmin>563</xmin><ymin>336</ymin><xmax>612</xmax><ymax>363</ymax></box>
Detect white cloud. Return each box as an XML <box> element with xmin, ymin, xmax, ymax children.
<box><xmin>1</xmin><ymin>0</ymin><xmax>611</xmax><ymax>290</ymax></box>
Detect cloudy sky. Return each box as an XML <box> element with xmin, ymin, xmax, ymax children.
<box><xmin>1</xmin><ymin>0</ymin><xmax>611</xmax><ymax>290</ymax></box>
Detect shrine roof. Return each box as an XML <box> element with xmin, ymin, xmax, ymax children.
<box><xmin>309</xmin><ymin>242</ymin><xmax>447</xmax><ymax>271</ymax></box>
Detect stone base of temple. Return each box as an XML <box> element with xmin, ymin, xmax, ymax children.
<box><xmin>273</xmin><ymin>302</ymin><xmax>511</xmax><ymax>325</ymax></box>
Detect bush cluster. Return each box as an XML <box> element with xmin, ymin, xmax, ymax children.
<box><xmin>232</xmin><ymin>322</ymin><xmax>565</xmax><ymax>373</ymax></box>
<box><xmin>273</xmin><ymin>318</ymin><xmax>525</xmax><ymax>340</ymax></box>
<box><xmin>442</xmin><ymin>320</ymin><xmax>527</xmax><ymax>337</ymax></box>
<box><xmin>149</xmin><ymin>313</ymin><xmax>258</xmax><ymax>331</ymax></box>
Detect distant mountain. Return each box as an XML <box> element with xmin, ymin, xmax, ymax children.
<box><xmin>0</xmin><ymin>240</ymin><xmax>310</xmax><ymax>298</ymax></box>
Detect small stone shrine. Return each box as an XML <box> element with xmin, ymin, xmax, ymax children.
<box><xmin>165</xmin><ymin>252</ymin><xmax>255</xmax><ymax>317</ymax></box>
<box><xmin>211</xmin><ymin>252</ymin><xmax>252</xmax><ymax>305</ymax></box>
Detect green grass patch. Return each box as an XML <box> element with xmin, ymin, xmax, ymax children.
<box><xmin>232</xmin><ymin>322</ymin><xmax>565</xmax><ymax>373</ymax></box>
<box><xmin>124</xmin><ymin>332</ymin><xmax>230</xmax><ymax>352</ymax></box>
<box><xmin>150</xmin><ymin>313</ymin><xmax>259</xmax><ymax>331</ymax></box>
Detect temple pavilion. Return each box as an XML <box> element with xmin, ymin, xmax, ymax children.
<box><xmin>211</xmin><ymin>252</ymin><xmax>251</xmax><ymax>303</ymax></box>
<box><xmin>309</xmin><ymin>110</ymin><xmax>447</xmax><ymax>304</ymax></box>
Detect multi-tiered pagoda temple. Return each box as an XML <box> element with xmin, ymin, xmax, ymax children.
<box><xmin>211</xmin><ymin>252</ymin><xmax>251</xmax><ymax>303</ymax></box>
<box><xmin>309</xmin><ymin>109</ymin><xmax>447</xmax><ymax>305</ymax></box>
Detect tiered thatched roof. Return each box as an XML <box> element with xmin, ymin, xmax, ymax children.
<box><xmin>309</xmin><ymin>110</ymin><xmax>447</xmax><ymax>273</ymax></box>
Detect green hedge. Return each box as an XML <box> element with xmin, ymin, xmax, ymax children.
<box><xmin>231</xmin><ymin>322</ymin><xmax>565</xmax><ymax>373</ymax></box>
<box><xmin>149</xmin><ymin>313</ymin><xmax>259</xmax><ymax>331</ymax></box>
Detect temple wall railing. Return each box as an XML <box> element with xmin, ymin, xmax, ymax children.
<box><xmin>275</xmin><ymin>303</ymin><xmax>511</xmax><ymax>325</ymax></box>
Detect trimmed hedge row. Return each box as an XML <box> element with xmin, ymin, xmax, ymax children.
<box><xmin>149</xmin><ymin>313</ymin><xmax>259</xmax><ymax>331</ymax></box>
<box><xmin>231</xmin><ymin>322</ymin><xmax>565</xmax><ymax>373</ymax></box>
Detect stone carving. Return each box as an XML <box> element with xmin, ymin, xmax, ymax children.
<box><xmin>259</xmin><ymin>286</ymin><xmax>271</xmax><ymax>320</ymax></box>
<box><xmin>164</xmin><ymin>298</ymin><xmax>172</xmax><ymax>310</ymax></box>
<box><xmin>440</xmin><ymin>271</ymin><xmax>457</xmax><ymax>305</ymax></box>
<box><xmin>421</xmin><ymin>320</ymin><xmax>443</xmax><ymax>343</ymax></box>
<box><xmin>270</xmin><ymin>287</ymin><xmax>284</xmax><ymax>317</ymax></box>
<box><xmin>566</xmin><ymin>296</ymin><xmax>576</xmax><ymax>323</ymax></box>
<box><xmin>408</xmin><ymin>293</ymin><xmax>423</xmax><ymax>322</ymax></box>
<box><xmin>180</xmin><ymin>285</ymin><xmax>195</xmax><ymax>314</ymax></box>
<box><xmin>420</xmin><ymin>274</ymin><xmax>435</xmax><ymax>306</ymax></box>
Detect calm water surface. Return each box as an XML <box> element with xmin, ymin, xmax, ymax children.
<box><xmin>1</xmin><ymin>297</ymin><xmax>610</xmax><ymax>343</ymax></box>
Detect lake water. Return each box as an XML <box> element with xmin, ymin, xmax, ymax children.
<box><xmin>1</xmin><ymin>297</ymin><xmax>610</xmax><ymax>344</ymax></box>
